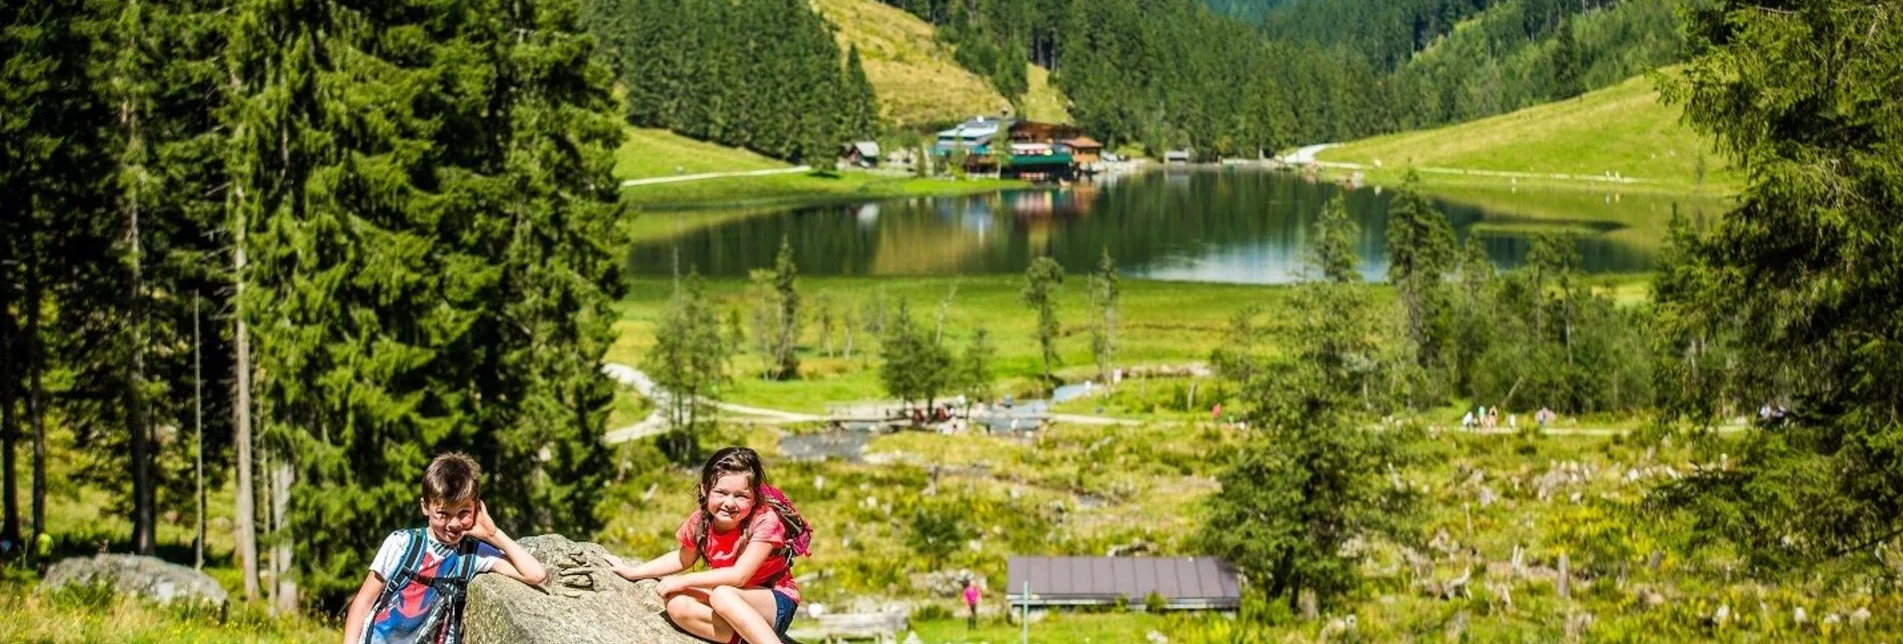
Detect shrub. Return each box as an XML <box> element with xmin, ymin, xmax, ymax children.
<box><xmin>912</xmin><ymin>603</ymin><xmax>954</xmax><ymax>622</ymax></box>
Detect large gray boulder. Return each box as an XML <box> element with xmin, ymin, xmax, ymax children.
<box><xmin>42</xmin><ymin>554</ymin><xmax>228</xmax><ymax>607</ymax></box>
<box><xmin>466</xmin><ymin>534</ymin><xmax>703</xmax><ymax>644</ymax></box>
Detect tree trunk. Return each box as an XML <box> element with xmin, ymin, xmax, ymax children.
<box><xmin>2</xmin><ymin>295</ymin><xmax>18</xmax><ymax>545</ymax></box>
<box><xmin>271</xmin><ymin>458</ymin><xmax>296</xmax><ymax>614</ymax></box>
<box><xmin>28</xmin><ymin>264</ymin><xmax>46</xmax><ymax>558</ymax></box>
<box><xmin>233</xmin><ymin>204</ymin><xmax>260</xmax><ymax>600</ymax></box>
<box><xmin>194</xmin><ymin>293</ymin><xmax>205</xmax><ymax>570</ymax></box>
<box><xmin>119</xmin><ymin>38</ymin><xmax>156</xmax><ymax>554</ymax></box>
<box><xmin>126</xmin><ymin>163</ymin><xmax>155</xmax><ymax>556</ymax></box>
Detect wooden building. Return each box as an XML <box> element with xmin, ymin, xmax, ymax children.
<box><xmin>1006</xmin><ymin>556</ymin><xmax>1241</xmax><ymax>611</ymax></box>
<box><xmin>1060</xmin><ymin>136</ymin><xmax>1103</xmax><ymax>171</ymax></box>
<box><xmin>1009</xmin><ymin>121</ymin><xmax>1085</xmax><ymax>144</ymax></box>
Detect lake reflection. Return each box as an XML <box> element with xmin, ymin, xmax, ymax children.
<box><xmin>630</xmin><ymin>168</ymin><xmax>1711</xmax><ymax>284</ymax></box>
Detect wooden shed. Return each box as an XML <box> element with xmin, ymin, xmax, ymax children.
<box><xmin>1060</xmin><ymin>136</ymin><xmax>1104</xmax><ymax>167</ymax></box>
<box><xmin>1005</xmin><ymin>556</ymin><xmax>1241</xmax><ymax>611</ymax></box>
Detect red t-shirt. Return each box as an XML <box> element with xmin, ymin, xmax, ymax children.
<box><xmin>677</xmin><ymin>506</ymin><xmax>801</xmax><ymax>603</ymax></box>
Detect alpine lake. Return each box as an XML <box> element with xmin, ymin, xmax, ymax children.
<box><xmin>628</xmin><ymin>167</ymin><xmax>1725</xmax><ymax>284</ymax></box>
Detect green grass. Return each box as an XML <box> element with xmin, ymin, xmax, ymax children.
<box><xmin>589</xmin><ymin>407</ymin><xmax>1903</xmax><ymax>641</ymax></box>
<box><xmin>607</xmin><ymin>276</ymin><xmax>1286</xmax><ymax>413</ymax></box>
<box><xmin>594</xmin><ymin>420</ymin><xmax>1243</xmax><ymax>608</ymax></box>
<box><xmin>619</xmin><ymin>172</ymin><xmax>1031</xmax><ymax>211</ymax></box>
<box><xmin>1018</xmin><ymin>64</ymin><xmax>1072</xmax><ymax>124</ymax></box>
<box><xmin>612</xmin><ymin>128</ymin><xmax>789</xmax><ymax>181</ymax></box>
<box><xmin>905</xmin><ymin>612</ymin><xmax>1174</xmax><ymax>643</ymax></box>
<box><xmin>0</xmin><ymin>580</ymin><xmax>336</xmax><ymax>643</ymax></box>
<box><xmin>1315</xmin><ymin>71</ymin><xmax>1739</xmax><ymax>194</ymax></box>
<box><xmin>605</xmin><ymin>385</ymin><xmax>653</xmax><ymax>430</ymax></box>
<box><xmin>814</xmin><ymin>0</ymin><xmax>1011</xmax><ymax>128</ymax></box>
<box><xmin>1430</xmin><ymin>183</ymin><xmax>1733</xmax><ymax>254</ymax></box>
<box><xmin>610</xmin><ymin>127</ymin><xmax>1030</xmax><ymax>212</ymax></box>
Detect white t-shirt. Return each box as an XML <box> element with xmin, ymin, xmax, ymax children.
<box><xmin>368</xmin><ymin>529</ymin><xmax>502</xmax><ymax>582</ymax></box>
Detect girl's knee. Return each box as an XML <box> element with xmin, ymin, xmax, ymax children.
<box><xmin>664</xmin><ymin>593</ymin><xmax>701</xmax><ymax>619</ymax></box>
<box><xmin>708</xmin><ymin>585</ymin><xmax>747</xmax><ymax>611</ymax></box>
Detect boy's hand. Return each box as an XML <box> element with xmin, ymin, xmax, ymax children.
<box><xmin>468</xmin><ymin>501</ymin><xmax>505</xmax><ymax>544</ymax></box>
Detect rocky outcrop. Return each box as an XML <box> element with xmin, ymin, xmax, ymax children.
<box><xmin>465</xmin><ymin>534</ymin><xmax>703</xmax><ymax>644</ymax></box>
<box><xmin>41</xmin><ymin>554</ymin><xmax>228</xmax><ymax>607</ymax></box>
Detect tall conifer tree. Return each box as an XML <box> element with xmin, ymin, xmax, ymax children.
<box><xmin>228</xmin><ymin>0</ymin><xmax>627</xmax><ymax>601</ymax></box>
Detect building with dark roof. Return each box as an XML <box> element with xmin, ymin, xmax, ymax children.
<box><xmin>1005</xmin><ymin>556</ymin><xmax>1242</xmax><ymax>611</ymax></box>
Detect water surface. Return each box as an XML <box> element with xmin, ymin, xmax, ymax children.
<box><xmin>631</xmin><ymin>168</ymin><xmax>1721</xmax><ymax>284</ymax></box>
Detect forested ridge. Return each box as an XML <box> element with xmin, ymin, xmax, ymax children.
<box><xmin>873</xmin><ymin>0</ymin><xmax>1698</xmax><ymax>156</ymax></box>
<box><xmin>583</xmin><ymin>0</ymin><xmax>878</xmax><ymax>163</ymax></box>
<box><xmin>563</xmin><ymin>0</ymin><xmax>1695</xmax><ymax>161</ymax></box>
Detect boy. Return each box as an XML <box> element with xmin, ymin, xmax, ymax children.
<box><xmin>342</xmin><ymin>452</ymin><xmax>548</xmax><ymax>644</ymax></box>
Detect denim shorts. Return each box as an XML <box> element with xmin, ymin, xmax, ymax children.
<box><xmin>770</xmin><ymin>589</ymin><xmax>798</xmax><ymax>635</ymax></box>
<box><xmin>723</xmin><ymin>590</ymin><xmax>798</xmax><ymax>644</ymax></box>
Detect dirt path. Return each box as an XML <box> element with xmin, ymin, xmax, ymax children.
<box><xmin>600</xmin><ymin>363</ymin><xmax>1742</xmax><ymax>441</ymax></box>
<box><xmin>600</xmin><ymin>363</ymin><xmax>825</xmax><ymax>444</ymax></box>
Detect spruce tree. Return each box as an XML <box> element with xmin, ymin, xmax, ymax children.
<box><xmin>1385</xmin><ymin>170</ymin><xmax>1458</xmax><ymax>391</ymax></box>
<box><xmin>648</xmin><ymin>271</ymin><xmax>729</xmax><ymax>461</ymax></box>
<box><xmin>1309</xmin><ymin>193</ymin><xmax>1361</xmax><ymax>284</ymax></box>
<box><xmin>880</xmin><ymin>300</ymin><xmax>924</xmax><ymax>407</ymax></box>
<box><xmin>1646</xmin><ymin>0</ymin><xmax>1903</xmax><ymax>559</ymax></box>
<box><xmin>1022</xmin><ymin>257</ymin><xmax>1065</xmax><ymax>384</ymax></box>
<box><xmin>228</xmin><ymin>0</ymin><xmax>627</xmax><ymax>602</ymax></box>
<box><xmin>1551</xmin><ymin>17</ymin><xmax>1583</xmax><ymax>100</ymax></box>
<box><xmin>94</xmin><ymin>0</ymin><xmax>234</xmax><ymax>559</ymax></box>
<box><xmin>769</xmin><ymin>236</ymin><xmax>802</xmax><ymax>380</ymax></box>
<box><xmin>460</xmin><ymin>0</ymin><xmax>628</xmax><ymax>538</ymax></box>
<box><xmin>1089</xmin><ymin>248</ymin><xmax>1120</xmax><ymax>383</ymax></box>
<box><xmin>814</xmin><ymin>294</ymin><xmax>837</xmax><ymax>358</ymax></box>
<box><xmin>1</xmin><ymin>0</ymin><xmax>118</xmax><ymax>561</ymax></box>
<box><xmin>842</xmin><ymin>45</ymin><xmax>880</xmax><ymax>141</ymax></box>
<box><xmin>1202</xmin><ymin>193</ymin><xmax>1420</xmax><ymax>611</ymax></box>
<box><xmin>959</xmin><ymin>327</ymin><xmax>996</xmax><ymax>408</ymax></box>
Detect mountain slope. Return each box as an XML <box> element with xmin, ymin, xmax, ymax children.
<box><xmin>812</xmin><ymin>0</ymin><xmax>1012</xmax><ymax>127</ymax></box>
<box><xmin>1018</xmin><ymin>64</ymin><xmax>1071</xmax><ymax>124</ymax></box>
<box><xmin>612</xmin><ymin>128</ymin><xmax>791</xmax><ymax>181</ymax></box>
<box><xmin>1314</xmin><ymin>72</ymin><xmax>1734</xmax><ymax>191</ymax></box>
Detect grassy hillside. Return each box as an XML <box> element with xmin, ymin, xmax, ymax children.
<box><xmin>612</xmin><ymin>128</ymin><xmax>790</xmax><ymax>181</ymax></box>
<box><xmin>1316</xmin><ymin>72</ymin><xmax>1737</xmax><ymax>193</ymax></box>
<box><xmin>1018</xmin><ymin>63</ymin><xmax>1072</xmax><ymax>124</ymax></box>
<box><xmin>588</xmin><ymin>380</ymin><xmax>1897</xmax><ymax>641</ymax></box>
<box><xmin>612</xmin><ymin>127</ymin><xmax>1027</xmax><ymax>208</ymax></box>
<box><xmin>813</xmin><ymin>0</ymin><xmax>1012</xmax><ymax>128</ymax></box>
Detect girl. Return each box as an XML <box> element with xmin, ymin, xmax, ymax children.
<box><xmin>615</xmin><ymin>447</ymin><xmax>811</xmax><ymax>644</ymax></box>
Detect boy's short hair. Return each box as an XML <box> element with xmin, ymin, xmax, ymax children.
<box><xmin>422</xmin><ymin>452</ymin><xmax>482</xmax><ymax>504</ymax></box>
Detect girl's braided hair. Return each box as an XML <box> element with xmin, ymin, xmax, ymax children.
<box><xmin>691</xmin><ymin>447</ymin><xmax>812</xmax><ymax>566</ymax></box>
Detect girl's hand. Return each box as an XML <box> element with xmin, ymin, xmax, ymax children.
<box><xmin>655</xmin><ymin>575</ymin><xmax>685</xmax><ymax>596</ymax></box>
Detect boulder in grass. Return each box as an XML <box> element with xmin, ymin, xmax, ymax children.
<box><xmin>42</xmin><ymin>554</ymin><xmax>228</xmax><ymax>607</ymax></box>
<box><xmin>464</xmin><ymin>534</ymin><xmax>703</xmax><ymax>644</ymax></box>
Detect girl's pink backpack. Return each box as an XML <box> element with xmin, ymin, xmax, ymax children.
<box><xmin>760</xmin><ymin>484</ymin><xmax>813</xmax><ymax>558</ymax></box>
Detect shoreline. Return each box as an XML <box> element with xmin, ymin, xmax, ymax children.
<box><xmin>619</xmin><ymin>170</ymin><xmax>1036</xmax><ymax>211</ymax></box>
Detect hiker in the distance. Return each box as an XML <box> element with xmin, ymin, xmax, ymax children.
<box><xmin>963</xmin><ymin>578</ymin><xmax>981</xmax><ymax>629</ymax></box>
<box><xmin>613</xmin><ymin>446</ymin><xmax>813</xmax><ymax>644</ymax></box>
<box><xmin>342</xmin><ymin>452</ymin><xmax>549</xmax><ymax>644</ymax></box>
